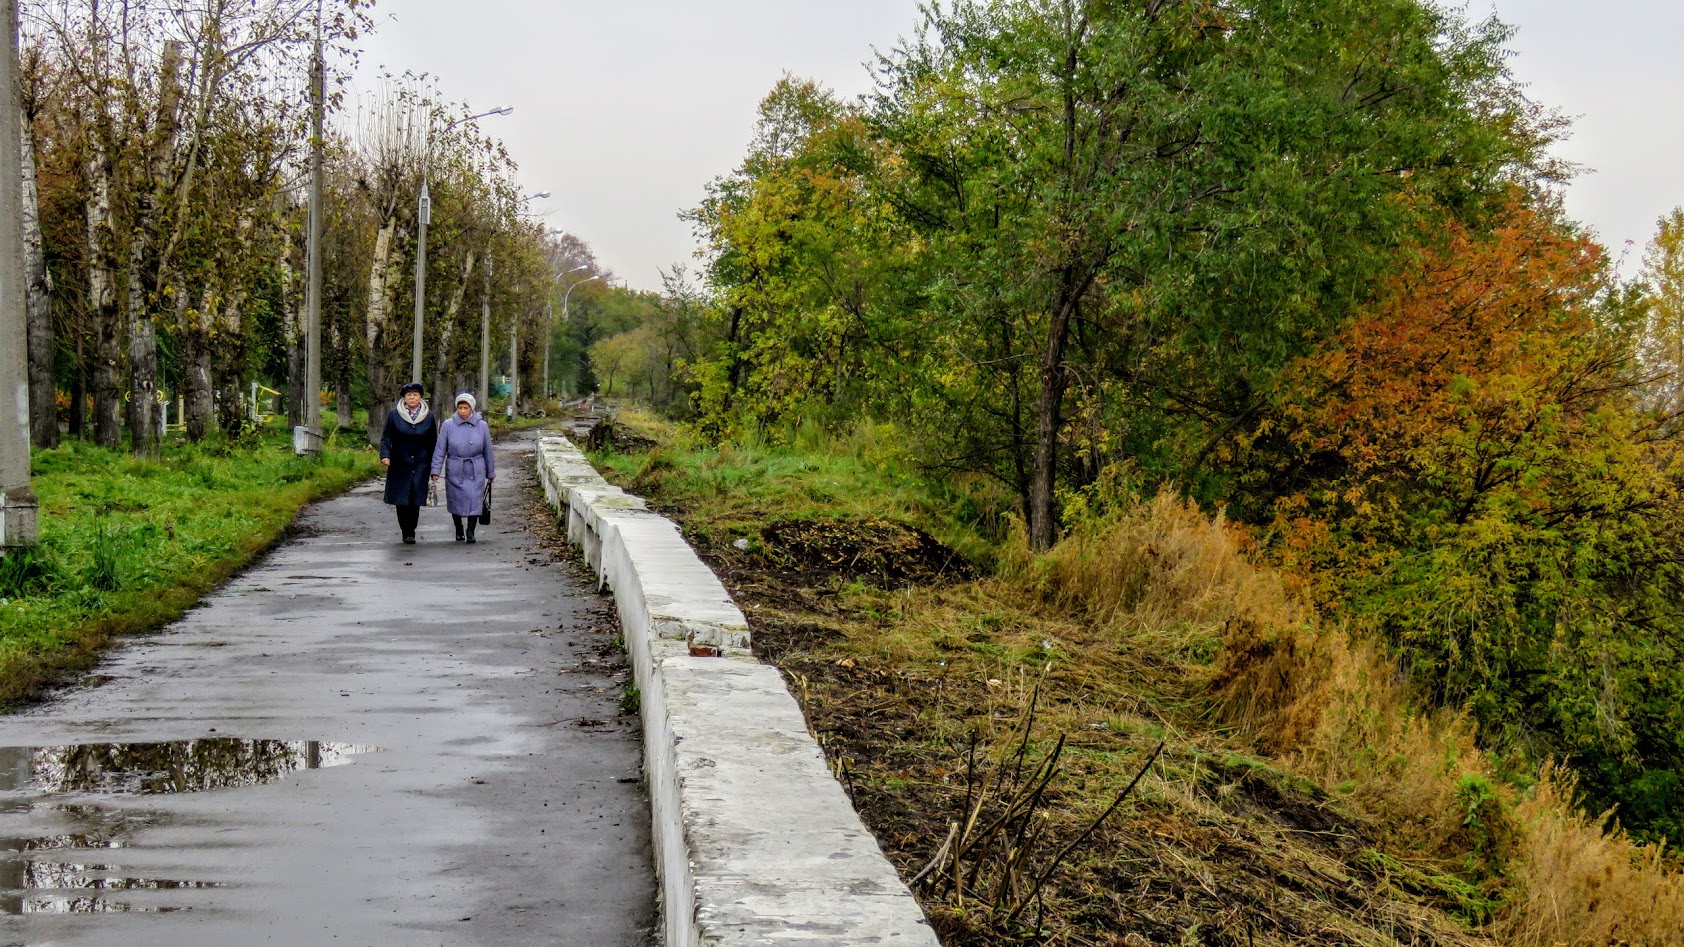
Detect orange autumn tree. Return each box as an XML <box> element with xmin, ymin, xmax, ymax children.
<box><xmin>1248</xmin><ymin>195</ymin><xmax>1684</xmax><ymax>838</ymax></box>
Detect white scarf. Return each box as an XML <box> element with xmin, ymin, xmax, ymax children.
<box><xmin>397</xmin><ymin>399</ymin><xmax>430</xmax><ymax>425</ymax></box>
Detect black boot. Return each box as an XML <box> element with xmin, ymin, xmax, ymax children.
<box><xmin>453</xmin><ymin>515</ymin><xmax>465</xmax><ymax>542</ymax></box>
<box><xmin>465</xmin><ymin>521</ymin><xmax>477</xmax><ymax>544</ymax></box>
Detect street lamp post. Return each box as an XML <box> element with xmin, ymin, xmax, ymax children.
<box><xmin>480</xmin><ymin>254</ymin><xmax>491</xmax><ymax>409</ymax></box>
<box><xmin>0</xmin><ymin>0</ymin><xmax>39</xmax><ymax>549</ymax></box>
<box><xmin>542</xmin><ymin>254</ymin><xmax>587</xmax><ymax>400</ymax></box>
<box><xmin>562</xmin><ymin>273</ymin><xmax>601</xmax><ymax>322</ymax></box>
<box><xmin>294</xmin><ymin>0</ymin><xmax>325</xmax><ymax>456</ymax></box>
<box><xmin>410</xmin><ymin>180</ymin><xmax>431</xmax><ymax>385</ymax></box>
<box><xmin>410</xmin><ymin>104</ymin><xmax>511</xmax><ymax>386</ymax></box>
<box><xmin>553</xmin><ymin>271</ymin><xmax>599</xmax><ymax>401</ymax></box>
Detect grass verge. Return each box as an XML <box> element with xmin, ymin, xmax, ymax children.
<box><xmin>592</xmin><ymin>409</ymin><xmax>1684</xmax><ymax>947</ymax></box>
<box><xmin>0</xmin><ymin>427</ymin><xmax>381</xmax><ymax>708</ymax></box>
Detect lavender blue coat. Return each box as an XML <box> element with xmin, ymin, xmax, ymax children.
<box><xmin>430</xmin><ymin>412</ymin><xmax>495</xmax><ymax>516</ymax></box>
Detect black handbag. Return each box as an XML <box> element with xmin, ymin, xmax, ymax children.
<box><xmin>479</xmin><ymin>482</ymin><xmax>492</xmax><ymax>525</ymax></box>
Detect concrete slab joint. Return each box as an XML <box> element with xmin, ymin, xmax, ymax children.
<box><xmin>534</xmin><ymin>435</ymin><xmax>939</xmax><ymax>946</ymax></box>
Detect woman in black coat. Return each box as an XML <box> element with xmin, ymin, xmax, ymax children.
<box><xmin>380</xmin><ymin>381</ymin><xmax>439</xmax><ymax>544</ymax></box>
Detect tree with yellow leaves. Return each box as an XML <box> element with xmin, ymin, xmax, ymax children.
<box><xmin>1638</xmin><ymin>207</ymin><xmax>1684</xmax><ymax>423</ymax></box>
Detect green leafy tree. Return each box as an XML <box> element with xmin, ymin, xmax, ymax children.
<box><xmin>688</xmin><ymin>77</ymin><xmax>916</xmax><ymax>435</ymax></box>
<box><xmin>693</xmin><ymin>0</ymin><xmax>1554</xmax><ymax>548</ymax></box>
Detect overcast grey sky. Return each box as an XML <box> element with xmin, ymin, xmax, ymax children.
<box><xmin>354</xmin><ymin>1</ymin><xmax>1682</xmax><ymax>290</ymax></box>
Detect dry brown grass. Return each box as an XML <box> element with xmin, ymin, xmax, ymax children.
<box><xmin>1012</xmin><ymin>492</ymin><xmax>1300</xmax><ymax>633</ymax></box>
<box><xmin>1497</xmin><ymin>764</ymin><xmax>1684</xmax><ymax>947</ymax></box>
<box><xmin>1284</xmin><ymin>633</ymin><xmax>1493</xmax><ymax>864</ymax></box>
<box><xmin>1003</xmin><ymin>489</ymin><xmax>1684</xmax><ymax>946</ymax></box>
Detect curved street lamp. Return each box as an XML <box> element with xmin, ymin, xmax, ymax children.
<box><xmin>561</xmin><ymin>272</ymin><xmax>601</xmax><ymax>322</ymax></box>
<box><xmin>411</xmin><ymin>105</ymin><xmax>513</xmax><ymax>385</ymax></box>
<box><xmin>542</xmin><ymin>254</ymin><xmax>595</xmax><ymax>399</ymax></box>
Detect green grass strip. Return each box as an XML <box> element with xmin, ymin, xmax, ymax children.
<box><xmin>0</xmin><ymin>429</ymin><xmax>383</xmax><ymax>709</ymax></box>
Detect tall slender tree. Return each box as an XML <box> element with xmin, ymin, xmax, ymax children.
<box><xmin>1639</xmin><ymin>207</ymin><xmax>1684</xmax><ymax>424</ymax></box>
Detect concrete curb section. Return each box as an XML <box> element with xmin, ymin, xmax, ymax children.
<box><xmin>534</xmin><ymin>436</ymin><xmax>941</xmax><ymax>947</ymax></box>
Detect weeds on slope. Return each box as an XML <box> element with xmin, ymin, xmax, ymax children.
<box><xmin>594</xmin><ymin>412</ymin><xmax>1684</xmax><ymax>945</ymax></box>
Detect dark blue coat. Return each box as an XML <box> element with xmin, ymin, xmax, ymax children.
<box><xmin>380</xmin><ymin>406</ymin><xmax>438</xmax><ymax>506</ymax></box>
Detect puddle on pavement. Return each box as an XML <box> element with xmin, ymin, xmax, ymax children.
<box><xmin>0</xmin><ymin>738</ymin><xmax>375</xmax><ymax>796</ymax></box>
<box><xmin>0</xmin><ymin>739</ymin><xmax>374</xmax><ymax>915</ymax></box>
<box><xmin>0</xmin><ymin>805</ymin><xmax>194</xmax><ymax>914</ymax></box>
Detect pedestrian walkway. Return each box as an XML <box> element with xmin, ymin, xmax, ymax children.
<box><xmin>0</xmin><ymin>428</ymin><xmax>655</xmax><ymax>946</ymax></box>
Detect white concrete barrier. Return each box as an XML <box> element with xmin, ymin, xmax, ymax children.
<box><xmin>535</xmin><ymin>436</ymin><xmax>940</xmax><ymax>947</ymax></box>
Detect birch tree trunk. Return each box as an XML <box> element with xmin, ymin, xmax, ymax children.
<box><xmin>364</xmin><ymin>220</ymin><xmax>396</xmax><ymax>445</ymax></box>
<box><xmin>21</xmin><ymin>115</ymin><xmax>56</xmax><ymax>447</ymax></box>
<box><xmin>85</xmin><ymin>140</ymin><xmax>123</xmax><ymax>449</ymax></box>
<box><xmin>210</xmin><ymin>213</ymin><xmax>258</xmax><ymax>439</ymax></box>
<box><xmin>182</xmin><ymin>290</ymin><xmax>214</xmax><ymax>441</ymax></box>
<box><xmin>283</xmin><ymin>250</ymin><xmax>304</xmax><ymax>428</ymax></box>
<box><xmin>126</xmin><ymin>238</ymin><xmax>158</xmax><ymax>455</ymax></box>
<box><xmin>126</xmin><ymin>40</ymin><xmax>183</xmax><ymax>458</ymax></box>
<box><xmin>215</xmin><ymin>308</ymin><xmax>245</xmax><ymax>439</ymax></box>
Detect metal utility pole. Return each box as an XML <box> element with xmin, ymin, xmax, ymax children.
<box><xmin>563</xmin><ymin>273</ymin><xmax>600</xmax><ymax>323</ymax></box>
<box><xmin>410</xmin><ymin>178</ymin><xmax>430</xmax><ymax>385</ymax></box>
<box><xmin>479</xmin><ymin>254</ymin><xmax>491</xmax><ymax>409</ymax></box>
<box><xmin>0</xmin><ymin>0</ymin><xmax>39</xmax><ymax>549</ymax></box>
<box><xmin>410</xmin><ymin>105</ymin><xmax>510</xmax><ymax>389</ymax></box>
<box><xmin>542</xmin><ymin>293</ymin><xmax>551</xmax><ymax>400</ymax></box>
<box><xmin>295</xmin><ymin>1</ymin><xmax>324</xmax><ymax>456</ymax></box>
<box><xmin>555</xmin><ymin>272</ymin><xmax>599</xmax><ymax>400</ymax></box>
<box><xmin>543</xmin><ymin>263</ymin><xmax>591</xmax><ymax>401</ymax></box>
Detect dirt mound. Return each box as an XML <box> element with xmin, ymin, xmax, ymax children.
<box><xmin>758</xmin><ymin>518</ymin><xmax>975</xmax><ymax>588</ymax></box>
<box><xmin>581</xmin><ymin>418</ymin><xmax>656</xmax><ymax>454</ymax></box>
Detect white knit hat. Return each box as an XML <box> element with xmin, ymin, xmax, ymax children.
<box><xmin>454</xmin><ymin>392</ymin><xmax>476</xmax><ymax>411</ymax></box>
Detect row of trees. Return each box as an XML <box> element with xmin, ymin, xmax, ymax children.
<box><xmin>682</xmin><ymin>0</ymin><xmax>1684</xmax><ymax>839</ymax></box>
<box><xmin>16</xmin><ymin>0</ymin><xmax>608</xmax><ymax>455</ymax></box>
<box><xmin>578</xmin><ymin>267</ymin><xmax>708</xmax><ymax>405</ymax></box>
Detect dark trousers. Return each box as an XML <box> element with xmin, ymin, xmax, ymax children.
<box><xmin>395</xmin><ymin>504</ymin><xmax>420</xmax><ymax>536</ymax></box>
<box><xmin>451</xmin><ymin>514</ymin><xmax>476</xmax><ymax>539</ymax></box>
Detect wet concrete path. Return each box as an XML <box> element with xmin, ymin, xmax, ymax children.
<box><xmin>0</xmin><ymin>428</ymin><xmax>656</xmax><ymax>946</ymax></box>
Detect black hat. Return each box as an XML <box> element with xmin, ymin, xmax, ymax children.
<box><xmin>399</xmin><ymin>381</ymin><xmax>424</xmax><ymax>395</ymax></box>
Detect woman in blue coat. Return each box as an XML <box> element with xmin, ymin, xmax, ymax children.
<box><xmin>380</xmin><ymin>381</ymin><xmax>439</xmax><ymax>544</ymax></box>
<box><xmin>430</xmin><ymin>392</ymin><xmax>496</xmax><ymax>543</ymax></box>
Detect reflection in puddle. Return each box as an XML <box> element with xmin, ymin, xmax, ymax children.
<box><xmin>0</xmin><ymin>738</ymin><xmax>375</xmax><ymax>795</ymax></box>
<box><xmin>3</xmin><ymin>831</ymin><xmax>125</xmax><ymax>853</ymax></box>
<box><xmin>0</xmin><ymin>852</ymin><xmax>218</xmax><ymax>915</ymax></box>
<box><xmin>17</xmin><ymin>861</ymin><xmax>221</xmax><ymax>890</ymax></box>
<box><xmin>4</xmin><ymin>895</ymin><xmax>186</xmax><ymax>914</ymax></box>
<box><xmin>0</xmin><ymin>739</ymin><xmax>376</xmax><ymax>914</ymax></box>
